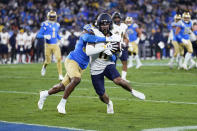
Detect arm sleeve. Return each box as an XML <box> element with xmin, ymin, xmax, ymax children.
<box><xmin>36</xmin><ymin>23</ymin><xmax>45</xmax><ymax>39</ymax></box>
<box><xmin>86</xmin><ymin>43</ymin><xmax>105</xmax><ymax>56</ymax></box>
<box><xmin>82</xmin><ymin>33</ymin><xmax>106</xmax><ymax>43</ymax></box>
<box><xmin>57</xmin><ymin>33</ymin><xmax>61</xmax><ymax>40</ymax></box>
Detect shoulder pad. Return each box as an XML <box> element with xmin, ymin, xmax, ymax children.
<box><xmin>133</xmin><ymin>23</ymin><xmax>138</xmax><ymax>28</ymax></box>
<box><xmin>56</xmin><ymin>23</ymin><xmax>60</xmax><ymax>27</ymax></box>
<box><xmin>41</xmin><ymin>21</ymin><xmax>49</xmax><ymax>27</ymax></box>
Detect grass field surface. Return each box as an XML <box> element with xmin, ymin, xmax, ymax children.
<box><xmin>0</xmin><ymin>60</ymin><xmax>197</xmax><ymax>131</ymax></box>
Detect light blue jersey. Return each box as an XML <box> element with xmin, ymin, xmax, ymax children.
<box><xmin>176</xmin><ymin>20</ymin><xmax>192</xmax><ymax>41</ymax></box>
<box><xmin>127</xmin><ymin>23</ymin><xmax>138</xmax><ymax>42</ymax></box>
<box><xmin>36</xmin><ymin>21</ymin><xmax>61</xmax><ymax>44</ymax></box>
<box><xmin>171</xmin><ymin>22</ymin><xmax>178</xmax><ymax>41</ymax></box>
<box><xmin>67</xmin><ymin>33</ymin><xmax>106</xmax><ymax>69</ymax></box>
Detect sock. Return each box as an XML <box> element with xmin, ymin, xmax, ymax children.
<box><xmin>183</xmin><ymin>52</ymin><xmax>192</xmax><ymax>65</ymax></box>
<box><xmin>169</xmin><ymin>57</ymin><xmax>174</xmax><ymax>64</ymax></box>
<box><xmin>135</xmin><ymin>55</ymin><xmax>142</xmax><ymax>65</ymax></box>
<box><xmin>128</xmin><ymin>56</ymin><xmax>133</xmax><ymax>65</ymax></box>
<box><xmin>178</xmin><ymin>56</ymin><xmax>183</xmax><ymax>67</ymax></box>
<box><xmin>44</xmin><ymin>90</ymin><xmax>49</xmax><ymax>97</ymax></box>
<box><xmin>122</xmin><ymin>71</ymin><xmax>127</xmax><ymax>80</ymax></box>
<box><xmin>108</xmin><ymin>100</ymin><xmax>112</xmax><ymax>105</ymax></box>
<box><xmin>16</xmin><ymin>54</ymin><xmax>20</xmax><ymax>63</ymax></box>
<box><xmin>60</xmin><ymin>98</ymin><xmax>67</xmax><ymax>105</ymax></box>
<box><xmin>22</xmin><ymin>54</ymin><xmax>26</xmax><ymax>63</ymax></box>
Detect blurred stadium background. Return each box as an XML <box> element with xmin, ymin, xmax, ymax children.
<box><xmin>0</xmin><ymin>0</ymin><xmax>196</xmax><ymax>64</ymax></box>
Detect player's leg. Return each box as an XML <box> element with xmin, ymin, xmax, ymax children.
<box><xmin>104</xmin><ymin>64</ymin><xmax>145</xmax><ymax>100</ymax></box>
<box><xmin>57</xmin><ymin>58</ymin><xmax>83</xmax><ymax>114</ymax></box>
<box><xmin>120</xmin><ymin>48</ymin><xmax>129</xmax><ymax>82</ymax></box>
<box><xmin>38</xmin><ymin>73</ymin><xmax>70</xmax><ymax>110</ymax></box>
<box><xmin>182</xmin><ymin>41</ymin><xmax>193</xmax><ymax>70</ymax></box>
<box><xmin>178</xmin><ymin>44</ymin><xmax>184</xmax><ymax>69</ymax></box>
<box><xmin>53</xmin><ymin>45</ymin><xmax>63</xmax><ymax>80</ymax></box>
<box><xmin>91</xmin><ymin>73</ymin><xmax>114</xmax><ymax>114</ymax></box>
<box><xmin>168</xmin><ymin>41</ymin><xmax>179</xmax><ymax>68</ymax></box>
<box><xmin>134</xmin><ymin>43</ymin><xmax>142</xmax><ymax>69</ymax></box>
<box><xmin>21</xmin><ymin>46</ymin><xmax>26</xmax><ymax>64</ymax></box>
<box><xmin>41</xmin><ymin>44</ymin><xmax>51</xmax><ymax>76</ymax></box>
<box><xmin>127</xmin><ymin>42</ymin><xmax>134</xmax><ymax>68</ymax></box>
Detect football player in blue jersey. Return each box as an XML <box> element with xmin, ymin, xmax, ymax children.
<box><xmin>36</xmin><ymin>10</ymin><xmax>63</xmax><ymax>80</ymax></box>
<box><xmin>125</xmin><ymin>16</ymin><xmax>143</xmax><ymax>69</ymax></box>
<box><xmin>175</xmin><ymin>12</ymin><xmax>194</xmax><ymax>70</ymax></box>
<box><xmin>37</xmin><ymin>24</ymin><xmax>120</xmax><ymax>114</ymax></box>
<box><xmin>168</xmin><ymin>14</ymin><xmax>182</xmax><ymax>68</ymax></box>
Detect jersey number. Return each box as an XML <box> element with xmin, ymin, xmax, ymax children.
<box><xmin>52</xmin><ymin>28</ymin><xmax>56</xmax><ymax>38</ymax></box>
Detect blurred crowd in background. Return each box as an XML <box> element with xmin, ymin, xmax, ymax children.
<box><xmin>0</xmin><ymin>0</ymin><xmax>197</xmax><ymax>64</ymax></box>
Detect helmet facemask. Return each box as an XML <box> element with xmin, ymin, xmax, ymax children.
<box><xmin>47</xmin><ymin>11</ymin><xmax>57</xmax><ymax>22</ymax></box>
<box><xmin>182</xmin><ymin>12</ymin><xmax>191</xmax><ymax>23</ymax></box>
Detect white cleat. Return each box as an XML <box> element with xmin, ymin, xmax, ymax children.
<box><xmin>188</xmin><ymin>62</ymin><xmax>196</xmax><ymax>70</ymax></box>
<box><xmin>59</xmin><ymin>75</ymin><xmax>64</xmax><ymax>81</ymax></box>
<box><xmin>127</xmin><ymin>63</ymin><xmax>133</xmax><ymax>68</ymax></box>
<box><xmin>38</xmin><ymin>90</ymin><xmax>48</xmax><ymax>110</ymax></box>
<box><xmin>168</xmin><ymin>62</ymin><xmax>173</xmax><ymax>69</ymax></box>
<box><xmin>131</xmin><ymin>89</ymin><xmax>146</xmax><ymax>100</ymax></box>
<box><xmin>57</xmin><ymin>103</ymin><xmax>66</xmax><ymax>114</ymax></box>
<box><xmin>136</xmin><ymin>63</ymin><xmax>142</xmax><ymax>69</ymax></box>
<box><xmin>107</xmin><ymin>100</ymin><xmax>114</xmax><ymax>114</ymax></box>
<box><xmin>41</xmin><ymin>66</ymin><xmax>46</xmax><ymax>76</ymax></box>
<box><xmin>182</xmin><ymin>63</ymin><xmax>188</xmax><ymax>70</ymax></box>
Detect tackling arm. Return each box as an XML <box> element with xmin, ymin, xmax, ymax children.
<box><xmin>86</xmin><ymin>43</ymin><xmax>106</xmax><ymax>56</ymax></box>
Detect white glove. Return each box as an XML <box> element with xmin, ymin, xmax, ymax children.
<box><xmin>103</xmin><ymin>42</ymin><xmax>118</xmax><ymax>51</ymax></box>
<box><xmin>135</xmin><ymin>37</ymin><xmax>140</xmax><ymax>45</ymax></box>
<box><xmin>106</xmin><ymin>34</ymin><xmax>121</xmax><ymax>42</ymax></box>
<box><xmin>44</xmin><ymin>35</ymin><xmax>51</xmax><ymax>40</ymax></box>
<box><xmin>103</xmin><ymin>49</ymin><xmax>112</xmax><ymax>56</ymax></box>
<box><xmin>181</xmin><ymin>38</ymin><xmax>188</xmax><ymax>45</ymax></box>
<box><xmin>158</xmin><ymin>41</ymin><xmax>165</xmax><ymax>49</ymax></box>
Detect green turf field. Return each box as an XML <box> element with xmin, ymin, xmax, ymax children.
<box><xmin>0</xmin><ymin>60</ymin><xmax>197</xmax><ymax>131</ymax></box>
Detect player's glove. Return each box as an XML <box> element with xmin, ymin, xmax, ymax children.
<box><xmin>103</xmin><ymin>42</ymin><xmax>118</xmax><ymax>52</ymax></box>
<box><xmin>44</xmin><ymin>35</ymin><xmax>51</xmax><ymax>40</ymax></box>
<box><xmin>103</xmin><ymin>49</ymin><xmax>112</xmax><ymax>56</ymax></box>
<box><xmin>106</xmin><ymin>34</ymin><xmax>121</xmax><ymax>42</ymax></box>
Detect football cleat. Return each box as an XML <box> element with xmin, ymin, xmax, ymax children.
<box><xmin>41</xmin><ymin>66</ymin><xmax>46</xmax><ymax>76</ymax></box>
<box><xmin>136</xmin><ymin>63</ymin><xmax>142</xmax><ymax>69</ymax></box>
<box><xmin>131</xmin><ymin>89</ymin><xmax>145</xmax><ymax>100</ymax></box>
<box><xmin>188</xmin><ymin>60</ymin><xmax>196</xmax><ymax>70</ymax></box>
<box><xmin>57</xmin><ymin>103</ymin><xmax>66</xmax><ymax>114</ymax></box>
<box><xmin>59</xmin><ymin>75</ymin><xmax>64</xmax><ymax>81</ymax></box>
<box><xmin>127</xmin><ymin>62</ymin><xmax>133</xmax><ymax>68</ymax></box>
<box><xmin>38</xmin><ymin>90</ymin><xmax>48</xmax><ymax>110</ymax></box>
<box><xmin>182</xmin><ymin>63</ymin><xmax>188</xmax><ymax>70</ymax></box>
<box><xmin>107</xmin><ymin>100</ymin><xmax>114</xmax><ymax>114</ymax></box>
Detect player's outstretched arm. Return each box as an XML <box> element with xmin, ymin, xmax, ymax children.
<box><xmin>86</xmin><ymin>42</ymin><xmax>118</xmax><ymax>56</ymax></box>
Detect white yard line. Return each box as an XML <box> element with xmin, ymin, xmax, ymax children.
<box><xmin>142</xmin><ymin>126</ymin><xmax>197</xmax><ymax>131</ymax></box>
<box><xmin>0</xmin><ymin>90</ymin><xmax>197</xmax><ymax>105</ymax></box>
<box><xmin>0</xmin><ymin>120</ymin><xmax>95</xmax><ymax>131</ymax></box>
<box><xmin>0</xmin><ymin>75</ymin><xmax>196</xmax><ymax>87</ymax></box>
